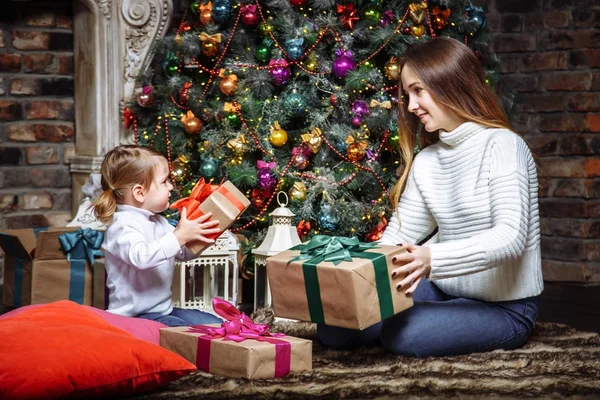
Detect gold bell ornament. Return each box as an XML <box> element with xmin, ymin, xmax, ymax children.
<box><xmin>300</xmin><ymin>127</ymin><xmax>323</xmax><ymax>154</ymax></box>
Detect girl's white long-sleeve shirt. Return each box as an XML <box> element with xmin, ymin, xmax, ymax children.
<box><xmin>102</xmin><ymin>204</ymin><xmax>196</xmax><ymax>317</ymax></box>
<box><xmin>379</xmin><ymin>122</ymin><xmax>543</xmax><ymax>302</ymax></box>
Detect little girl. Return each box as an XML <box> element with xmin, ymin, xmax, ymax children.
<box><xmin>92</xmin><ymin>145</ymin><xmax>223</xmax><ymax>327</ymax></box>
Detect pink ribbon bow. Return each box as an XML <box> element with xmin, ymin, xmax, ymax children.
<box><xmin>257</xmin><ymin>160</ymin><xmax>276</xmax><ymax>170</ymax></box>
<box><xmin>188</xmin><ymin>298</ymin><xmax>291</xmax><ymax>377</ymax></box>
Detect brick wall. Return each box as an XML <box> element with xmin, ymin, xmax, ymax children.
<box><xmin>485</xmin><ymin>0</ymin><xmax>600</xmax><ymax>281</ymax></box>
<box><xmin>0</xmin><ymin>1</ymin><xmax>74</xmax><ymax>283</ymax></box>
<box><xmin>0</xmin><ymin>1</ymin><xmax>74</xmax><ymax>234</ymax></box>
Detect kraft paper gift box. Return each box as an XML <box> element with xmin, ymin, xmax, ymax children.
<box><xmin>30</xmin><ymin>228</ymin><xmax>103</xmax><ymax>305</ymax></box>
<box><xmin>0</xmin><ymin>227</ymin><xmax>102</xmax><ymax>307</ymax></box>
<box><xmin>160</xmin><ymin>298</ymin><xmax>312</xmax><ymax>379</ymax></box>
<box><xmin>0</xmin><ymin>228</ymin><xmax>51</xmax><ymax>307</ymax></box>
<box><xmin>170</xmin><ymin>179</ymin><xmax>251</xmax><ymax>255</ymax></box>
<box><xmin>92</xmin><ymin>259</ymin><xmax>109</xmax><ymax>310</ymax></box>
<box><xmin>266</xmin><ymin>236</ymin><xmax>413</xmax><ymax>330</ymax></box>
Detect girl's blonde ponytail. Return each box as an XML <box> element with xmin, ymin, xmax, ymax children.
<box><xmin>92</xmin><ymin>188</ymin><xmax>117</xmax><ymax>224</ymax></box>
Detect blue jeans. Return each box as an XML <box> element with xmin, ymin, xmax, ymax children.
<box><xmin>138</xmin><ymin>307</ymin><xmax>222</xmax><ymax>327</ymax></box>
<box><xmin>317</xmin><ymin>278</ymin><xmax>540</xmax><ymax>358</ymax></box>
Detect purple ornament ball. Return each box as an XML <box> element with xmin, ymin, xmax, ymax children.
<box><xmin>332</xmin><ymin>54</ymin><xmax>356</xmax><ymax>79</ymax></box>
<box><xmin>352</xmin><ymin>100</ymin><xmax>370</xmax><ymax>117</ymax></box>
<box><xmin>257</xmin><ymin>167</ymin><xmax>277</xmax><ymax>190</ymax></box>
<box><xmin>352</xmin><ymin>116</ymin><xmax>362</xmax><ymax>127</ymax></box>
<box><xmin>269</xmin><ymin>65</ymin><xmax>291</xmax><ymax>86</ymax></box>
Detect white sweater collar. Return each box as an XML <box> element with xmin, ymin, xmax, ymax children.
<box><xmin>116</xmin><ymin>204</ymin><xmax>154</xmax><ymax>220</ymax></box>
<box><xmin>439</xmin><ymin>122</ymin><xmax>487</xmax><ymax>147</ymax></box>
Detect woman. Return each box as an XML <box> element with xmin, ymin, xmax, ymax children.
<box><xmin>318</xmin><ymin>37</ymin><xmax>543</xmax><ymax>357</ymax></box>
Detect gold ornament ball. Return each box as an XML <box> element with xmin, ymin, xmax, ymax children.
<box><xmin>304</xmin><ymin>57</ymin><xmax>319</xmax><ymax>72</ymax></box>
<box><xmin>412</xmin><ymin>25</ymin><xmax>426</xmax><ymax>37</ymax></box>
<box><xmin>384</xmin><ymin>58</ymin><xmax>401</xmax><ymax>81</ymax></box>
<box><xmin>202</xmin><ymin>41</ymin><xmax>219</xmax><ymax>57</ymax></box>
<box><xmin>183</xmin><ymin>116</ymin><xmax>202</xmax><ymax>135</ymax></box>
<box><xmin>289</xmin><ymin>186</ymin><xmax>307</xmax><ymax>201</ymax></box>
<box><xmin>171</xmin><ymin>161</ymin><xmax>190</xmax><ymax>183</ymax></box>
<box><xmin>219</xmin><ymin>77</ymin><xmax>238</xmax><ymax>95</ymax></box>
<box><xmin>200</xmin><ymin>10</ymin><xmax>213</xmax><ymax>25</ymax></box>
<box><xmin>347</xmin><ymin>143</ymin><xmax>366</xmax><ymax>161</ymax></box>
<box><xmin>269</xmin><ymin>127</ymin><xmax>288</xmax><ymax>147</ymax></box>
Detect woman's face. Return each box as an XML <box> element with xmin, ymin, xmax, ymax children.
<box><xmin>400</xmin><ymin>64</ymin><xmax>465</xmax><ymax>133</ymax></box>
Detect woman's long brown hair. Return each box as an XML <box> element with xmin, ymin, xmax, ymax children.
<box><xmin>390</xmin><ymin>37</ymin><xmax>513</xmax><ymax>206</ymax></box>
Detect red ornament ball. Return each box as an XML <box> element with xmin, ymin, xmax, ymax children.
<box><xmin>251</xmin><ymin>188</ymin><xmax>271</xmax><ymax>209</ymax></box>
<box><xmin>289</xmin><ymin>0</ymin><xmax>307</xmax><ymax>7</ymax></box>
<box><xmin>329</xmin><ymin>94</ymin><xmax>337</xmax><ymax>106</ymax></box>
<box><xmin>241</xmin><ymin>9</ymin><xmax>259</xmax><ymax>26</ymax></box>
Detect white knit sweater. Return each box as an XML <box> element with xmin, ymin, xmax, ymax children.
<box><xmin>380</xmin><ymin>122</ymin><xmax>543</xmax><ymax>301</ymax></box>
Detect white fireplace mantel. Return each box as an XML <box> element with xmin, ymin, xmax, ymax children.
<box><xmin>70</xmin><ymin>0</ymin><xmax>174</xmax><ymax>210</ymax></box>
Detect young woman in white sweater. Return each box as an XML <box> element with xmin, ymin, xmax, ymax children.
<box><xmin>318</xmin><ymin>37</ymin><xmax>543</xmax><ymax>357</ymax></box>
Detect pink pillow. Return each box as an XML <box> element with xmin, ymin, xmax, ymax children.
<box><xmin>0</xmin><ymin>304</ymin><xmax>167</xmax><ymax>345</ymax></box>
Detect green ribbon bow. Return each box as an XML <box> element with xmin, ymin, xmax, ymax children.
<box><xmin>58</xmin><ymin>228</ymin><xmax>104</xmax><ymax>263</ymax></box>
<box><xmin>288</xmin><ymin>235</ymin><xmax>393</xmax><ymax>326</ymax></box>
<box><xmin>288</xmin><ymin>235</ymin><xmax>377</xmax><ymax>266</ymax></box>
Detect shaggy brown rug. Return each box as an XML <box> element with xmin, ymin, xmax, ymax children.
<box><xmin>131</xmin><ymin>310</ymin><xmax>600</xmax><ymax>400</ymax></box>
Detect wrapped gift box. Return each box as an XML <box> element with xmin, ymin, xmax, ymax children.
<box><xmin>0</xmin><ymin>228</ymin><xmax>101</xmax><ymax>307</ymax></box>
<box><xmin>0</xmin><ymin>228</ymin><xmax>46</xmax><ymax>307</ymax></box>
<box><xmin>160</xmin><ymin>298</ymin><xmax>312</xmax><ymax>379</ymax></box>
<box><xmin>92</xmin><ymin>260</ymin><xmax>109</xmax><ymax>310</ymax></box>
<box><xmin>170</xmin><ymin>179</ymin><xmax>251</xmax><ymax>255</ymax></box>
<box><xmin>266</xmin><ymin>236</ymin><xmax>413</xmax><ymax>330</ymax></box>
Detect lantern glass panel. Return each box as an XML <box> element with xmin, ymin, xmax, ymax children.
<box><xmin>254</xmin><ymin>257</ymin><xmax>268</xmax><ymax>309</ymax></box>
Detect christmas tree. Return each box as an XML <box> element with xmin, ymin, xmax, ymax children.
<box><xmin>125</xmin><ymin>0</ymin><xmax>493</xmax><ymax>253</ymax></box>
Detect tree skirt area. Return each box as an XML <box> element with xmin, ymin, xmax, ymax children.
<box><xmin>132</xmin><ymin>309</ymin><xmax>600</xmax><ymax>400</ymax></box>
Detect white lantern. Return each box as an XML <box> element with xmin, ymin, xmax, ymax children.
<box><xmin>173</xmin><ymin>230</ymin><xmax>241</xmax><ymax>314</ymax></box>
<box><xmin>252</xmin><ymin>192</ymin><xmax>302</xmax><ymax>310</ymax></box>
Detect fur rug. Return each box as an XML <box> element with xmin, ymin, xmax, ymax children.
<box><xmin>132</xmin><ymin>309</ymin><xmax>600</xmax><ymax>399</ymax></box>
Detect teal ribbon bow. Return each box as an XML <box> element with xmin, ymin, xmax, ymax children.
<box><xmin>58</xmin><ymin>228</ymin><xmax>104</xmax><ymax>263</ymax></box>
<box><xmin>288</xmin><ymin>235</ymin><xmax>377</xmax><ymax>266</ymax></box>
<box><xmin>288</xmin><ymin>235</ymin><xmax>393</xmax><ymax>326</ymax></box>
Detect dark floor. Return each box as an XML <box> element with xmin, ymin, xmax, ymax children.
<box><xmin>1</xmin><ymin>282</ymin><xmax>599</xmax><ymax>333</ymax></box>
<box><xmin>537</xmin><ymin>282</ymin><xmax>600</xmax><ymax>334</ymax></box>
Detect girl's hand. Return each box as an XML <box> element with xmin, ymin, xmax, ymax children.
<box><xmin>174</xmin><ymin>207</ymin><xmax>221</xmax><ymax>246</ymax></box>
<box><xmin>390</xmin><ymin>243</ymin><xmax>431</xmax><ymax>296</ymax></box>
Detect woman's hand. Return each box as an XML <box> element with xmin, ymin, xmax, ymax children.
<box><xmin>174</xmin><ymin>207</ymin><xmax>220</xmax><ymax>246</ymax></box>
<box><xmin>390</xmin><ymin>243</ymin><xmax>432</xmax><ymax>296</ymax></box>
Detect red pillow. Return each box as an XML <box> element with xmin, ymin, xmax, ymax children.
<box><xmin>0</xmin><ymin>301</ymin><xmax>196</xmax><ymax>399</ymax></box>
<box><xmin>0</xmin><ymin>304</ymin><xmax>167</xmax><ymax>345</ymax></box>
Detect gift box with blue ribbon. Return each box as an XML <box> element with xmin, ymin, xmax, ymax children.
<box><xmin>266</xmin><ymin>236</ymin><xmax>413</xmax><ymax>330</ymax></box>
<box><xmin>0</xmin><ymin>228</ymin><xmax>50</xmax><ymax>307</ymax></box>
<box><xmin>28</xmin><ymin>228</ymin><xmax>104</xmax><ymax>306</ymax></box>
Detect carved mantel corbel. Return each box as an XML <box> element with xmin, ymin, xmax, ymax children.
<box><xmin>69</xmin><ymin>0</ymin><xmax>173</xmax><ymax>211</ymax></box>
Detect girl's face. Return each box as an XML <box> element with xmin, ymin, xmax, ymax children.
<box><xmin>401</xmin><ymin>64</ymin><xmax>466</xmax><ymax>133</ymax></box>
<box><xmin>141</xmin><ymin>157</ymin><xmax>173</xmax><ymax>213</ymax></box>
